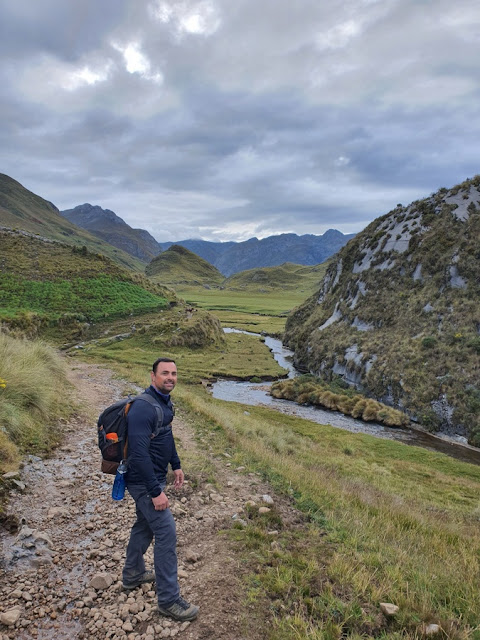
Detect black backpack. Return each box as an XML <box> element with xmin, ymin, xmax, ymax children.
<box><xmin>97</xmin><ymin>393</ymin><xmax>171</xmax><ymax>475</ymax></box>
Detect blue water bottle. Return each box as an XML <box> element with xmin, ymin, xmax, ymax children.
<box><xmin>112</xmin><ymin>461</ymin><xmax>127</xmax><ymax>501</ymax></box>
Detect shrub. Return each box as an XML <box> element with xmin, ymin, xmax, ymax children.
<box><xmin>0</xmin><ymin>333</ymin><xmax>73</xmax><ymax>471</ymax></box>
<box><xmin>466</xmin><ymin>337</ymin><xmax>480</xmax><ymax>354</ymax></box>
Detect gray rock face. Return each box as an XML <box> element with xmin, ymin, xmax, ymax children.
<box><xmin>284</xmin><ymin>176</ymin><xmax>480</xmax><ymax>442</ymax></box>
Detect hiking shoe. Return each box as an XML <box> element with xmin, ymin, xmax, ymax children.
<box><xmin>122</xmin><ymin>570</ymin><xmax>156</xmax><ymax>590</ymax></box>
<box><xmin>158</xmin><ymin>596</ymin><xmax>199</xmax><ymax>621</ymax></box>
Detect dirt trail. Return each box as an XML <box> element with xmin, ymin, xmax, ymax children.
<box><xmin>0</xmin><ymin>361</ymin><xmax>301</xmax><ymax>640</ymax></box>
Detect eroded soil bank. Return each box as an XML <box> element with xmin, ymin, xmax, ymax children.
<box><xmin>0</xmin><ymin>362</ymin><xmax>304</xmax><ymax>640</ymax></box>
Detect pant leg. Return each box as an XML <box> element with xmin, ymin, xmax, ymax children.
<box><xmin>122</xmin><ymin>485</ymin><xmax>154</xmax><ymax>584</ymax></box>
<box><xmin>124</xmin><ymin>484</ymin><xmax>179</xmax><ymax>606</ymax></box>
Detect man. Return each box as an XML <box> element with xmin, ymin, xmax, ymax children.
<box><xmin>122</xmin><ymin>357</ymin><xmax>199</xmax><ymax>622</ymax></box>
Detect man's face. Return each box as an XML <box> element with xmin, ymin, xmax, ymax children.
<box><xmin>151</xmin><ymin>361</ymin><xmax>177</xmax><ymax>394</ymax></box>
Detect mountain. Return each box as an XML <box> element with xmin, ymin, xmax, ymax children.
<box><xmin>145</xmin><ymin>244</ymin><xmax>224</xmax><ymax>286</ymax></box>
<box><xmin>0</xmin><ymin>174</ymin><xmax>144</xmax><ymax>271</ymax></box>
<box><xmin>159</xmin><ymin>231</ymin><xmax>355</xmax><ymax>276</ymax></box>
<box><xmin>158</xmin><ymin>239</ymin><xmax>236</xmax><ymax>267</ymax></box>
<box><xmin>61</xmin><ymin>203</ymin><xmax>161</xmax><ymax>263</ymax></box>
<box><xmin>284</xmin><ymin>176</ymin><xmax>480</xmax><ymax>446</ymax></box>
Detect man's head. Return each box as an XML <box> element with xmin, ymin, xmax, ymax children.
<box><xmin>151</xmin><ymin>358</ymin><xmax>177</xmax><ymax>395</ymax></box>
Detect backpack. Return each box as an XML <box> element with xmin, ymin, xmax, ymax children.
<box><xmin>97</xmin><ymin>393</ymin><xmax>171</xmax><ymax>475</ymax></box>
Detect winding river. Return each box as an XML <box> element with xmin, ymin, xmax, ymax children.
<box><xmin>212</xmin><ymin>329</ymin><xmax>480</xmax><ymax>466</ymax></box>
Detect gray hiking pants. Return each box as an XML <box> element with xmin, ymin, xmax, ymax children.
<box><xmin>122</xmin><ymin>484</ymin><xmax>179</xmax><ymax>606</ymax></box>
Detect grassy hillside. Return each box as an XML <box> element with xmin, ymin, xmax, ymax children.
<box><xmin>0</xmin><ymin>173</ymin><xmax>144</xmax><ymax>271</ymax></box>
<box><xmin>223</xmin><ymin>262</ymin><xmax>327</xmax><ymax>292</ymax></box>
<box><xmin>284</xmin><ymin>176</ymin><xmax>480</xmax><ymax>445</ymax></box>
<box><xmin>0</xmin><ymin>230</ymin><xmax>174</xmax><ymax>338</ymax></box>
<box><xmin>146</xmin><ymin>244</ymin><xmax>224</xmax><ymax>286</ymax></box>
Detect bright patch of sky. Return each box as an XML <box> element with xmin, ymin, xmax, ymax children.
<box><xmin>112</xmin><ymin>41</ymin><xmax>163</xmax><ymax>83</ymax></box>
<box><xmin>150</xmin><ymin>0</ymin><xmax>221</xmax><ymax>36</ymax></box>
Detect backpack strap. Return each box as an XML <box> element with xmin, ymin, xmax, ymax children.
<box><xmin>129</xmin><ymin>392</ymin><xmax>172</xmax><ymax>438</ymax></box>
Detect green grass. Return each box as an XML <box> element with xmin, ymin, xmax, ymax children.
<box><xmin>176</xmin><ymin>386</ymin><xmax>480</xmax><ymax>639</ymax></box>
<box><xmin>0</xmin><ymin>273</ymin><xmax>168</xmax><ymax>322</ymax></box>
<box><xmin>173</xmin><ymin>287</ymin><xmax>313</xmax><ymax>336</ymax></box>
<box><xmin>0</xmin><ymin>333</ymin><xmax>74</xmax><ymax>476</ymax></box>
<box><xmin>204</xmin><ymin>309</ymin><xmax>287</xmax><ymax>336</ymax></box>
<box><xmin>175</xmin><ymin>287</ymin><xmax>311</xmax><ymax>315</ymax></box>
<box><xmin>77</xmin><ymin>328</ymin><xmax>287</xmax><ymax>382</ymax></box>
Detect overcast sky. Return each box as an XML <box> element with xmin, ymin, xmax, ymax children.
<box><xmin>0</xmin><ymin>1</ymin><xmax>479</xmax><ymax>242</ymax></box>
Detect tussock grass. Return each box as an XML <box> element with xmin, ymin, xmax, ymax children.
<box><xmin>174</xmin><ymin>385</ymin><xmax>480</xmax><ymax>638</ymax></box>
<box><xmin>272</xmin><ymin>376</ymin><xmax>409</xmax><ymax>427</ymax></box>
<box><xmin>0</xmin><ymin>333</ymin><xmax>73</xmax><ymax>473</ymax></box>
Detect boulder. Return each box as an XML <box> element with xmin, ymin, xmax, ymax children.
<box><xmin>0</xmin><ymin>607</ymin><xmax>22</xmax><ymax>626</ymax></box>
<box><xmin>89</xmin><ymin>573</ymin><xmax>114</xmax><ymax>590</ymax></box>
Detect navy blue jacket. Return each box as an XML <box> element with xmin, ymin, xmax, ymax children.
<box><xmin>125</xmin><ymin>386</ymin><xmax>181</xmax><ymax>498</ymax></box>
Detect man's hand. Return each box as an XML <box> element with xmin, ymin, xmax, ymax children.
<box><xmin>173</xmin><ymin>469</ymin><xmax>184</xmax><ymax>489</ymax></box>
<box><xmin>152</xmin><ymin>492</ymin><xmax>169</xmax><ymax>511</ymax></box>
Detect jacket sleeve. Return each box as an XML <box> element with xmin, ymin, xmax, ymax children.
<box><xmin>126</xmin><ymin>401</ymin><xmax>162</xmax><ymax>498</ymax></box>
<box><xmin>170</xmin><ymin>436</ymin><xmax>181</xmax><ymax>471</ymax></box>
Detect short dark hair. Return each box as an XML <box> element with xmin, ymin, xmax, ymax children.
<box><xmin>152</xmin><ymin>357</ymin><xmax>176</xmax><ymax>374</ymax></box>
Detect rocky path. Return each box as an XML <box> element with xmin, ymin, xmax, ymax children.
<box><xmin>0</xmin><ymin>362</ymin><xmax>301</xmax><ymax>640</ymax></box>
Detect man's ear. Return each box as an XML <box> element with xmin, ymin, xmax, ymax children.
<box><xmin>150</xmin><ymin>370</ymin><xmax>155</xmax><ymax>383</ymax></box>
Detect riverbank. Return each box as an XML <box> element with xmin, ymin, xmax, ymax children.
<box><xmin>213</xmin><ymin>330</ymin><xmax>480</xmax><ymax>465</ymax></box>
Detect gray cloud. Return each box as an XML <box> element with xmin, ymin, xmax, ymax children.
<box><xmin>0</xmin><ymin>0</ymin><xmax>479</xmax><ymax>242</ymax></box>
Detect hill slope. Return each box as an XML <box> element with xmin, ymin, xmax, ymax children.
<box><xmin>0</xmin><ymin>174</ymin><xmax>144</xmax><ymax>271</ymax></box>
<box><xmin>61</xmin><ymin>203</ymin><xmax>161</xmax><ymax>263</ymax></box>
<box><xmin>284</xmin><ymin>176</ymin><xmax>480</xmax><ymax>445</ymax></box>
<box><xmin>145</xmin><ymin>244</ymin><xmax>224</xmax><ymax>286</ymax></box>
<box><xmin>0</xmin><ymin>229</ymin><xmax>174</xmax><ymax>338</ymax></box>
<box><xmin>223</xmin><ymin>262</ymin><xmax>327</xmax><ymax>292</ymax></box>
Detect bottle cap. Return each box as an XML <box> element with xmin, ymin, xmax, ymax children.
<box><xmin>106</xmin><ymin>433</ymin><xmax>119</xmax><ymax>442</ymax></box>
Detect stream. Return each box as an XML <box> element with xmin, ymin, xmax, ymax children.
<box><xmin>212</xmin><ymin>329</ymin><xmax>480</xmax><ymax>466</ymax></box>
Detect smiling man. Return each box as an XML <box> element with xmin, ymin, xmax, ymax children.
<box><xmin>122</xmin><ymin>357</ymin><xmax>199</xmax><ymax>622</ymax></box>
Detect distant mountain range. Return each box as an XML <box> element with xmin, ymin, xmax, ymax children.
<box><xmin>157</xmin><ymin>230</ymin><xmax>355</xmax><ymax>276</ymax></box>
<box><xmin>60</xmin><ymin>203</ymin><xmax>355</xmax><ymax>276</ymax></box>
<box><xmin>284</xmin><ymin>176</ymin><xmax>480</xmax><ymax>445</ymax></box>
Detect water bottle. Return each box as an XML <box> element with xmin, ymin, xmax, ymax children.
<box><xmin>112</xmin><ymin>461</ymin><xmax>127</xmax><ymax>501</ymax></box>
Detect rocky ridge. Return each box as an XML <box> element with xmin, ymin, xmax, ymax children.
<box><xmin>284</xmin><ymin>176</ymin><xmax>480</xmax><ymax>444</ymax></box>
<box><xmin>61</xmin><ymin>205</ymin><xmax>161</xmax><ymax>264</ymax></box>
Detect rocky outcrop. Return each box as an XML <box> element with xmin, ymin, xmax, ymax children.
<box><xmin>284</xmin><ymin>176</ymin><xmax>480</xmax><ymax>445</ymax></box>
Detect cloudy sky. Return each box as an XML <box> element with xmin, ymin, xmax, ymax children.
<box><xmin>0</xmin><ymin>0</ymin><xmax>479</xmax><ymax>242</ymax></box>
